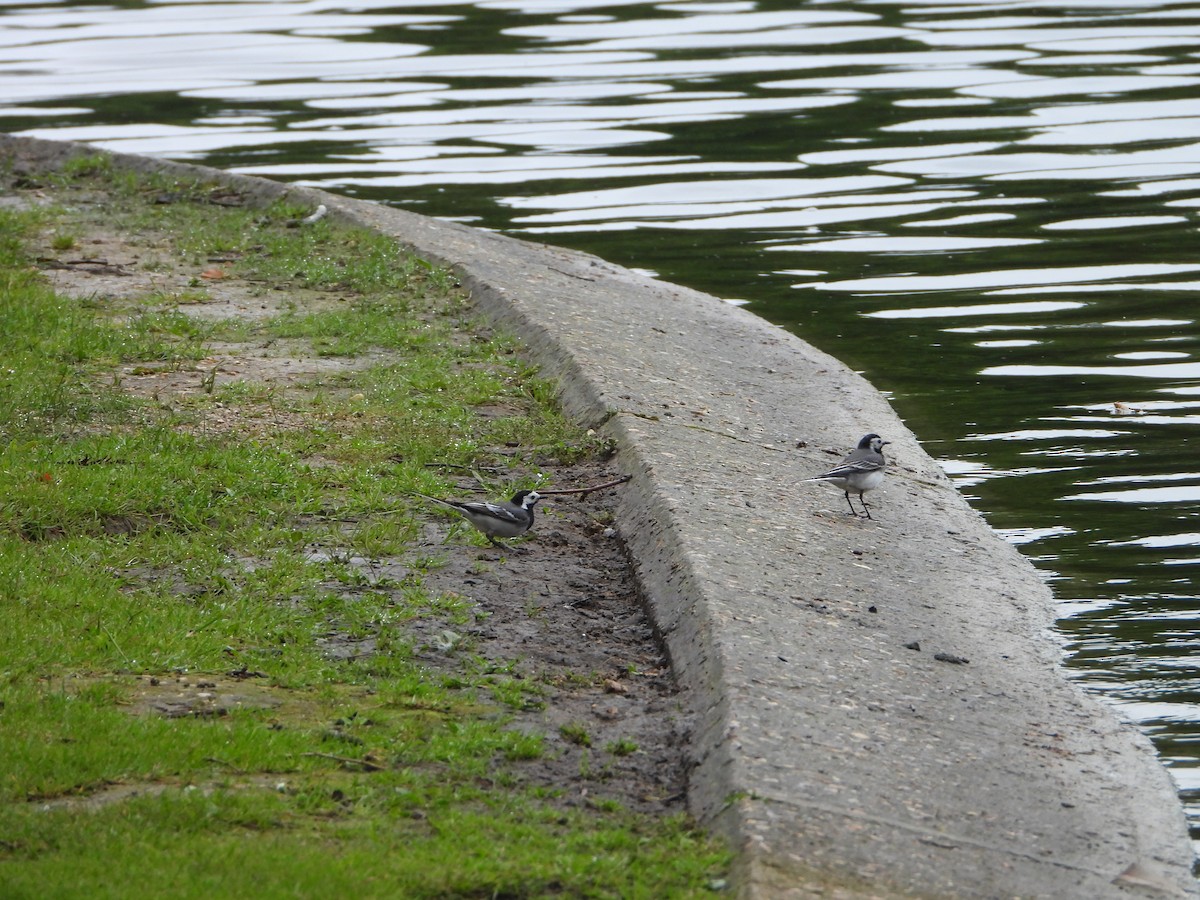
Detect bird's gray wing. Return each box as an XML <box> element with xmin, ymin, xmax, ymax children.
<box><xmin>462</xmin><ymin>501</ymin><xmax>524</xmax><ymax>523</ymax></box>
<box><xmin>818</xmin><ymin>457</ymin><xmax>882</xmax><ymax>478</ymax></box>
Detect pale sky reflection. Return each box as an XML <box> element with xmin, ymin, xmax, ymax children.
<box><xmin>1110</xmin><ymin>533</ymin><xmax>1200</xmax><ymax>548</ymax></box>
<box><xmin>983</xmin><ymin>362</ymin><xmax>1200</xmax><ymax>378</ymax></box>
<box><xmin>818</xmin><ymin>263</ymin><xmax>1200</xmax><ymax>293</ymax></box>
<box><xmin>784</xmin><ymin>236</ymin><xmax>1038</xmax><ymax>253</ymax></box>
<box><xmin>1042</xmin><ymin>216</ymin><xmax>1187</xmax><ymax>229</ymax></box>
<box><xmin>1063</xmin><ymin>485</ymin><xmax>1200</xmax><ymax>504</ymax></box>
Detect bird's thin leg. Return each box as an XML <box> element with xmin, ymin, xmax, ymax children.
<box><xmin>843</xmin><ymin>491</ymin><xmax>860</xmax><ymax>517</ymax></box>
<box><xmin>859</xmin><ymin>492</ymin><xmax>873</xmax><ymax>520</ymax></box>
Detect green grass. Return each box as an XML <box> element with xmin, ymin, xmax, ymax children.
<box><xmin>0</xmin><ymin>158</ymin><xmax>728</xmax><ymax>897</ymax></box>
<box><xmin>1</xmin><ymin>790</ymin><xmax>717</xmax><ymax>899</ymax></box>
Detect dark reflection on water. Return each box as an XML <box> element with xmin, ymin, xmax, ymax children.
<box><xmin>5</xmin><ymin>0</ymin><xmax>1200</xmax><ymax>853</ymax></box>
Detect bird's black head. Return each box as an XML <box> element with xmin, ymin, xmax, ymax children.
<box><xmin>511</xmin><ymin>490</ymin><xmax>541</xmax><ymax>509</ymax></box>
<box><xmin>858</xmin><ymin>433</ymin><xmax>890</xmax><ymax>453</ymax></box>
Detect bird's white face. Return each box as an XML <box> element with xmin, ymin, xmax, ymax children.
<box><xmin>870</xmin><ymin>436</ymin><xmax>889</xmax><ymax>453</ymax></box>
<box><xmin>523</xmin><ymin>491</ymin><xmax>541</xmax><ymax>509</ymax></box>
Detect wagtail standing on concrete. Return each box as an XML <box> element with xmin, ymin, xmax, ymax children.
<box><xmin>415</xmin><ymin>490</ymin><xmax>541</xmax><ymax>547</ymax></box>
<box><xmin>806</xmin><ymin>434</ymin><xmax>889</xmax><ymax>519</ymax></box>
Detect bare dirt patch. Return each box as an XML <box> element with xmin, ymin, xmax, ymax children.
<box><xmin>406</xmin><ymin>468</ymin><xmax>690</xmax><ymax>813</ymax></box>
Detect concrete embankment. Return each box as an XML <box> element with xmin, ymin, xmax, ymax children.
<box><xmin>5</xmin><ymin>134</ymin><xmax>1195</xmax><ymax>899</ymax></box>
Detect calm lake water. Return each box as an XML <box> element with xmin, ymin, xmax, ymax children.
<box><xmin>4</xmin><ymin>0</ymin><xmax>1200</xmax><ymax>854</ymax></box>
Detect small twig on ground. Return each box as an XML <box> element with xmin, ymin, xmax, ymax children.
<box><xmin>535</xmin><ymin>475</ymin><xmax>631</xmax><ymax>499</ymax></box>
<box><xmin>38</xmin><ymin>258</ymin><xmax>133</xmax><ymax>276</ymax></box>
<box><xmin>547</xmin><ymin>265</ymin><xmax>598</xmax><ymax>282</ymax></box>
<box><xmin>301</xmin><ymin>751</ymin><xmax>388</xmax><ymax>772</ymax></box>
<box><xmin>385</xmin><ymin>475</ymin><xmax>629</xmax><ymax>518</ymax></box>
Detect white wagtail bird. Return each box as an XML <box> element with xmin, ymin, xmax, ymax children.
<box><xmin>806</xmin><ymin>434</ymin><xmax>889</xmax><ymax>520</ymax></box>
<box><xmin>414</xmin><ymin>489</ymin><xmax>541</xmax><ymax>548</ymax></box>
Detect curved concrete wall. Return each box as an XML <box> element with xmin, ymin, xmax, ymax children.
<box><xmin>4</xmin><ymin>134</ymin><xmax>1195</xmax><ymax>899</ymax></box>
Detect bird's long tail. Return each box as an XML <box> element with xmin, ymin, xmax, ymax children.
<box><xmin>411</xmin><ymin>491</ymin><xmax>460</xmax><ymax>511</ymax></box>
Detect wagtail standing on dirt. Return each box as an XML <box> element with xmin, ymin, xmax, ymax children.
<box><xmin>415</xmin><ymin>490</ymin><xmax>541</xmax><ymax>547</ymax></box>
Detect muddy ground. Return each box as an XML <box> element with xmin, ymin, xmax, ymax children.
<box><xmin>7</xmin><ymin>173</ymin><xmax>692</xmax><ymax>818</ymax></box>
